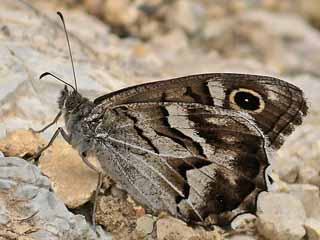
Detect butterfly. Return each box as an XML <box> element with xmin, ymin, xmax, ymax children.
<box><xmin>34</xmin><ymin>12</ymin><xmax>308</xmax><ymax>227</ymax></box>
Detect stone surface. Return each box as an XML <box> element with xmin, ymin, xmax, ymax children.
<box><xmin>168</xmin><ymin>0</ymin><xmax>203</xmax><ymax>35</ymax></box>
<box><xmin>289</xmin><ymin>184</ymin><xmax>320</xmax><ymax>220</ymax></box>
<box><xmin>103</xmin><ymin>0</ymin><xmax>139</xmax><ymax>27</ymax></box>
<box><xmin>0</xmin><ymin>129</ymin><xmax>45</xmax><ymax>158</ymax></box>
<box><xmin>0</xmin><ymin>156</ymin><xmax>110</xmax><ymax>240</ymax></box>
<box><xmin>79</xmin><ymin>1</ymin><xmax>320</xmax><ymax>41</ymax></box>
<box><xmin>298</xmin><ymin>166</ymin><xmax>320</xmax><ymax>186</ymax></box>
<box><xmin>225</xmin><ymin>234</ymin><xmax>258</xmax><ymax>240</ymax></box>
<box><xmin>304</xmin><ymin>218</ymin><xmax>320</xmax><ymax>240</ymax></box>
<box><xmin>273</xmin><ymin>155</ymin><xmax>301</xmax><ymax>183</ymax></box>
<box><xmin>1</xmin><ymin>0</ymin><xmax>320</xmax><ymax>239</ymax></box>
<box><xmin>0</xmin><ymin>0</ymin><xmax>121</xmax><ymax>140</ymax></box>
<box><xmin>95</xmin><ymin>195</ymin><xmax>137</xmax><ymax>240</ymax></box>
<box><xmin>156</xmin><ymin>216</ymin><xmax>222</xmax><ymax>240</ymax></box>
<box><xmin>156</xmin><ymin>217</ymin><xmax>195</xmax><ymax>240</ymax></box>
<box><xmin>257</xmin><ymin>192</ymin><xmax>306</xmax><ymax>240</ymax></box>
<box><xmin>135</xmin><ymin>215</ymin><xmax>155</xmax><ymax>238</ymax></box>
<box><xmin>84</xmin><ymin>0</ymin><xmax>104</xmax><ymax>17</ymax></box>
<box><xmin>38</xmin><ymin>139</ymin><xmax>99</xmax><ymax>208</ymax></box>
<box><xmin>230</xmin><ymin>214</ymin><xmax>257</xmax><ymax>233</ymax></box>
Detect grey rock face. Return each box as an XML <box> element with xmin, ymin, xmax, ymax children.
<box><xmin>0</xmin><ymin>156</ymin><xmax>111</xmax><ymax>240</ymax></box>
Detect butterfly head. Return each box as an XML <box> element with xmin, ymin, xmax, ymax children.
<box><xmin>58</xmin><ymin>85</ymin><xmax>86</xmax><ymax>113</ymax></box>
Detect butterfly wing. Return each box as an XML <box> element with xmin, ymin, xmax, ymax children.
<box><xmin>95</xmin><ymin>102</ymin><xmax>270</xmax><ymax>225</ymax></box>
<box><xmin>94</xmin><ymin>73</ymin><xmax>307</xmax><ymax>149</ymax></box>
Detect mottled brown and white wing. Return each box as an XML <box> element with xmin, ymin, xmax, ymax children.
<box><xmin>94</xmin><ymin>102</ymin><xmax>270</xmax><ymax>225</ymax></box>
<box><xmin>94</xmin><ymin>73</ymin><xmax>307</xmax><ymax>149</ymax></box>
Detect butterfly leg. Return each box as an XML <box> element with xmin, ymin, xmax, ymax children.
<box><xmin>81</xmin><ymin>153</ymin><xmax>104</xmax><ymax>232</ymax></box>
<box><xmin>28</xmin><ymin>127</ymin><xmax>70</xmax><ymax>161</ymax></box>
<box><xmin>30</xmin><ymin>111</ymin><xmax>62</xmax><ymax>133</ymax></box>
<box><xmin>92</xmin><ymin>171</ymin><xmax>103</xmax><ymax>233</ymax></box>
<box><xmin>80</xmin><ymin>153</ymin><xmax>101</xmax><ymax>173</ymax></box>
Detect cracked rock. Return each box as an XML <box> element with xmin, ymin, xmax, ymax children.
<box><xmin>0</xmin><ymin>155</ymin><xmax>110</xmax><ymax>240</ymax></box>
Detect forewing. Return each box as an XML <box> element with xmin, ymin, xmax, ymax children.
<box><xmin>94</xmin><ymin>73</ymin><xmax>307</xmax><ymax>149</ymax></box>
<box><xmin>95</xmin><ymin>102</ymin><xmax>270</xmax><ymax>225</ymax></box>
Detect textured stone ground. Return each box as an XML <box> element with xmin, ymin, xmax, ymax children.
<box><xmin>0</xmin><ymin>0</ymin><xmax>320</xmax><ymax>239</ymax></box>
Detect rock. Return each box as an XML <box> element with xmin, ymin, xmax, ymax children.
<box><xmin>202</xmin><ymin>10</ymin><xmax>320</xmax><ymax>75</ymax></box>
<box><xmin>288</xmin><ymin>184</ymin><xmax>320</xmax><ymax>220</ymax></box>
<box><xmin>298</xmin><ymin>166</ymin><xmax>320</xmax><ymax>186</ymax></box>
<box><xmin>273</xmin><ymin>154</ymin><xmax>301</xmax><ymax>183</ymax></box>
<box><xmin>38</xmin><ymin>139</ymin><xmax>99</xmax><ymax>209</ymax></box>
<box><xmin>150</xmin><ymin>29</ymin><xmax>189</xmax><ymax>58</ymax></box>
<box><xmin>157</xmin><ymin>217</ymin><xmax>197</xmax><ymax>240</ymax></box>
<box><xmin>103</xmin><ymin>0</ymin><xmax>139</xmax><ymax>27</ymax></box>
<box><xmin>256</xmin><ymin>192</ymin><xmax>306</xmax><ymax>240</ymax></box>
<box><xmin>0</xmin><ymin>0</ymin><xmax>116</xmax><ymax>140</ymax></box>
<box><xmin>299</xmin><ymin>0</ymin><xmax>320</xmax><ymax>28</ymax></box>
<box><xmin>96</xmin><ymin>195</ymin><xmax>137</xmax><ymax>239</ymax></box>
<box><xmin>0</xmin><ymin>156</ymin><xmax>110</xmax><ymax>239</ymax></box>
<box><xmin>83</xmin><ymin>0</ymin><xmax>105</xmax><ymax>17</ymax></box>
<box><xmin>266</xmin><ymin>171</ymin><xmax>290</xmax><ymax>193</ymax></box>
<box><xmin>225</xmin><ymin>234</ymin><xmax>258</xmax><ymax>240</ymax></box>
<box><xmin>156</xmin><ymin>216</ymin><xmax>223</xmax><ymax>240</ymax></box>
<box><xmin>231</xmin><ymin>214</ymin><xmax>256</xmax><ymax>232</ymax></box>
<box><xmin>0</xmin><ymin>129</ymin><xmax>46</xmax><ymax>158</ymax></box>
<box><xmin>135</xmin><ymin>215</ymin><xmax>155</xmax><ymax>238</ymax></box>
<box><xmin>1</xmin><ymin>1</ymin><xmax>320</xmax><ymax>239</ymax></box>
<box><xmin>304</xmin><ymin>218</ymin><xmax>320</xmax><ymax>240</ymax></box>
<box><xmin>168</xmin><ymin>0</ymin><xmax>203</xmax><ymax>35</ymax></box>
<box><xmin>278</xmin><ymin>121</ymin><xmax>320</xmax><ymax>182</ymax></box>
<box><xmin>0</xmin><ymin>199</ymin><xmax>9</xmax><ymax>225</ymax></box>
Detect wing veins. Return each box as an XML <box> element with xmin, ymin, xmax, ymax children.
<box><xmin>102</xmin><ymin>141</ymin><xmax>155</xmax><ymax>209</ymax></box>
<box><xmin>106</xmin><ymin>136</ymin><xmax>257</xmax><ymax>185</ymax></box>
<box><xmin>105</xmin><ymin>140</ymin><xmax>205</xmax><ymax>218</ymax></box>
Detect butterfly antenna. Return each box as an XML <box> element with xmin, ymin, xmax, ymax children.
<box><xmin>56</xmin><ymin>11</ymin><xmax>78</xmax><ymax>92</ymax></box>
<box><xmin>40</xmin><ymin>72</ymin><xmax>76</xmax><ymax>91</ymax></box>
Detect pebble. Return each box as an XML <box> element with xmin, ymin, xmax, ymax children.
<box><xmin>226</xmin><ymin>234</ymin><xmax>258</xmax><ymax>240</ymax></box>
<box><xmin>289</xmin><ymin>184</ymin><xmax>320</xmax><ymax>219</ymax></box>
<box><xmin>256</xmin><ymin>192</ymin><xmax>306</xmax><ymax>240</ymax></box>
<box><xmin>299</xmin><ymin>1</ymin><xmax>320</xmax><ymax>27</ymax></box>
<box><xmin>157</xmin><ymin>216</ymin><xmax>198</xmax><ymax>240</ymax></box>
<box><xmin>83</xmin><ymin>0</ymin><xmax>105</xmax><ymax>17</ymax></box>
<box><xmin>135</xmin><ymin>215</ymin><xmax>155</xmax><ymax>237</ymax></box>
<box><xmin>168</xmin><ymin>0</ymin><xmax>202</xmax><ymax>34</ymax></box>
<box><xmin>304</xmin><ymin>218</ymin><xmax>320</xmax><ymax>240</ymax></box>
<box><xmin>156</xmin><ymin>216</ymin><xmax>222</xmax><ymax>240</ymax></box>
<box><xmin>103</xmin><ymin>0</ymin><xmax>139</xmax><ymax>26</ymax></box>
<box><xmin>273</xmin><ymin>154</ymin><xmax>301</xmax><ymax>183</ymax></box>
<box><xmin>298</xmin><ymin>166</ymin><xmax>320</xmax><ymax>187</ymax></box>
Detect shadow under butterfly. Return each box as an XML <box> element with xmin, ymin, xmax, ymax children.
<box><xmin>32</xmin><ymin>12</ymin><xmax>308</xmax><ymax>229</ymax></box>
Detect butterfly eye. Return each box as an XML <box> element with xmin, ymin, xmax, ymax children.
<box><xmin>229</xmin><ymin>88</ymin><xmax>265</xmax><ymax>113</ymax></box>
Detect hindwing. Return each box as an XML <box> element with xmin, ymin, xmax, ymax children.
<box><xmin>94</xmin><ymin>102</ymin><xmax>270</xmax><ymax>225</ymax></box>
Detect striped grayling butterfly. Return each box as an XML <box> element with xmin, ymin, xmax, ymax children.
<box><xmin>33</xmin><ymin>12</ymin><xmax>308</xmax><ymax>228</ymax></box>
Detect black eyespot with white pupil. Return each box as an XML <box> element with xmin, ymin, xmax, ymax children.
<box><xmin>229</xmin><ymin>88</ymin><xmax>265</xmax><ymax>113</ymax></box>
